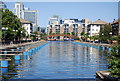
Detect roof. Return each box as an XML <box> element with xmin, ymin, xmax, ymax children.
<box><xmin>110</xmin><ymin>19</ymin><xmax>120</xmax><ymax>24</ymax></box>
<box><xmin>19</xmin><ymin>18</ymin><xmax>31</xmax><ymax>24</ymax></box>
<box><xmin>91</xmin><ymin>19</ymin><xmax>107</xmax><ymax>25</ymax></box>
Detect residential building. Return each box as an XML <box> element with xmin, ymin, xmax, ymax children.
<box><xmin>88</xmin><ymin>19</ymin><xmax>107</xmax><ymax>37</ymax></box>
<box><xmin>37</xmin><ymin>27</ymin><xmax>46</xmax><ymax>33</ymax></box>
<box><xmin>24</xmin><ymin>10</ymin><xmax>38</xmax><ymax>32</ymax></box>
<box><xmin>20</xmin><ymin>18</ymin><xmax>33</xmax><ymax>36</ymax></box>
<box><xmin>111</xmin><ymin>19</ymin><xmax>120</xmax><ymax>36</ymax></box>
<box><xmin>0</xmin><ymin>1</ymin><xmax>7</xmax><ymax>9</ymax></box>
<box><xmin>47</xmin><ymin>18</ymin><xmax>82</xmax><ymax>40</ymax></box>
<box><xmin>81</xmin><ymin>19</ymin><xmax>91</xmax><ymax>34</ymax></box>
<box><xmin>14</xmin><ymin>2</ymin><xmax>24</xmax><ymax>19</ymax></box>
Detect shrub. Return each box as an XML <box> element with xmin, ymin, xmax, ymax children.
<box><xmin>108</xmin><ymin>45</ymin><xmax>120</xmax><ymax>78</ymax></box>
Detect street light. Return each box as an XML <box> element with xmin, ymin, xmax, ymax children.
<box><xmin>2</xmin><ymin>27</ymin><xmax>8</xmax><ymax>44</ymax></box>
<box><xmin>109</xmin><ymin>32</ymin><xmax>112</xmax><ymax>44</ymax></box>
<box><xmin>20</xmin><ymin>31</ymin><xmax>23</xmax><ymax>43</ymax></box>
<box><xmin>13</xmin><ymin>30</ymin><xmax>18</xmax><ymax>44</ymax></box>
<box><xmin>100</xmin><ymin>33</ymin><xmax>104</xmax><ymax>43</ymax></box>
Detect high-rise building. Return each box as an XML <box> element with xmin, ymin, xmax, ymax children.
<box><xmin>0</xmin><ymin>1</ymin><xmax>7</xmax><ymax>9</ymax></box>
<box><xmin>14</xmin><ymin>2</ymin><xmax>24</xmax><ymax>19</ymax></box>
<box><xmin>24</xmin><ymin>10</ymin><xmax>38</xmax><ymax>32</ymax></box>
<box><xmin>24</xmin><ymin>7</ymin><xmax>29</xmax><ymax>10</ymax></box>
<box><xmin>49</xmin><ymin>15</ymin><xmax>62</xmax><ymax>25</ymax></box>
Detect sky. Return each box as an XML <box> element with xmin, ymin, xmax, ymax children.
<box><xmin>5</xmin><ymin>2</ymin><xmax>118</xmax><ymax>27</ymax></box>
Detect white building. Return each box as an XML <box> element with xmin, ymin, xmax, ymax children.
<box><xmin>88</xmin><ymin>19</ymin><xmax>107</xmax><ymax>37</ymax></box>
<box><xmin>14</xmin><ymin>2</ymin><xmax>24</xmax><ymax>19</ymax></box>
<box><xmin>20</xmin><ymin>18</ymin><xmax>32</xmax><ymax>36</ymax></box>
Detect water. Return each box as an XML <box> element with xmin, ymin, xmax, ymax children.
<box><xmin>2</xmin><ymin>41</ymin><xmax>108</xmax><ymax>79</ymax></box>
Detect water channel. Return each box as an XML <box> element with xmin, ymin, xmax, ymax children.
<box><xmin>2</xmin><ymin>41</ymin><xmax>109</xmax><ymax>79</ymax></box>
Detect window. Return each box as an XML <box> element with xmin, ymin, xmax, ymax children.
<box><xmin>92</xmin><ymin>33</ymin><xmax>94</xmax><ymax>36</ymax></box>
<box><xmin>96</xmin><ymin>29</ymin><xmax>98</xmax><ymax>31</ymax></box>
<box><xmin>92</xmin><ymin>29</ymin><xmax>94</xmax><ymax>31</ymax></box>
<box><xmin>97</xmin><ymin>25</ymin><xmax>99</xmax><ymax>26</ymax></box>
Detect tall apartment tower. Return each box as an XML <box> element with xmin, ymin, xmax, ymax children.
<box><xmin>0</xmin><ymin>1</ymin><xmax>7</xmax><ymax>9</ymax></box>
<box><xmin>49</xmin><ymin>15</ymin><xmax>62</xmax><ymax>25</ymax></box>
<box><xmin>24</xmin><ymin>10</ymin><xmax>38</xmax><ymax>32</ymax></box>
<box><xmin>14</xmin><ymin>2</ymin><xmax>24</xmax><ymax>19</ymax></box>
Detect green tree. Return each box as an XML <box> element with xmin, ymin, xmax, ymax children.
<box><xmin>1</xmin><ymin>9</ymin><xmax>26</xmax><ymax>43</ymax></box>
<box><xmin>99</xmin><ymin>24</ymin><xmax>112</xmax><ymax>43</ymax></box>
<box><xmin>81</xmin><ymin>32</ymin><xmax>85</xmax><ymax>36</ymax></box>
<box><xmin>71</xmin><ymin>32</ymin><xmax>75</xmax><ymax>35</ymax></box>
<box><xmin>31</xmin><ymin>31</ymin><xmax>38</xmax><ymax>41</ymax></box>
<box><xmin>40</xmin><ymin>33</ymin><xmax>47</xmax><ymax>39</ymax></box>
<box><xmin>81</xmin><ymin>32</ymin><xmax>88</xmax><ymax>42</ymax></box>
<box><xmin>89</xmin><ymin>36</ymin><xmax>93</xmax><ymax>42</ymax></box>
<box><xmin>108</xmin><ymin>45</ymin><xmax>120</xmax><ymax>78</ymax></box>
<box><xmin>49</xmin><ymin>31</ymin><xmax>52</xmax><ymax>35</ymax></box>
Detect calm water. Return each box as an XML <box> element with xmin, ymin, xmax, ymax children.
<box><xmin>2</xmin><ymin>41</ymin><xmax>108</xmax><ymax>79</ymax></box>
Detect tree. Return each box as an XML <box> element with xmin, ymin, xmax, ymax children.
<box><xmin>71</xmin><ymin>32</ymin><xmax>75</xmax><ymax>35</ymax></box>
<box><xmin>89</xmin><ymin>36</ymin><xmax>93</xmax><ymax>42</ymax></box>
<box><xmin>1</xmin><ymin>9</ymin><xmax>26</xmax><ymax>43</ymax></box>
<box><xmin>99</xmin><ymin>24</ymin><xmax>112</xmax><ymax>43</ymax></box>
<box><xmin>108</xmin><ymin>45</ymin><xmax>120</xmax><ymax>78</ymax></box>
<box><xmin>40</xmin><ymin>33</ymin><xmax>47</xmax><ymax>39</ymax></box>
<box><xmin>81</xmin><ymin>32</ymin><xmax>85</xmax><ymax>36</ymax></box>
<box><xmin>81</xmin><ymin>32</ymin><xmax>88</xmax><ymax>42</ymax></box>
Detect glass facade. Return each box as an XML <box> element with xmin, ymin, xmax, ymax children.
<box><xmin>24</xmin><ymin>12</ymin><xmax>36</xmax><ymax>23</ymax></box>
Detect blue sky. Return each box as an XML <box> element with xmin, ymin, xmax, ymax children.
<box><xmin>5</xmin><ymin>2</ymin><xmax>118</xmax><ymax>27</ymax></box>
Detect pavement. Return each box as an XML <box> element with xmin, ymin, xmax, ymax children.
<box><xmin>0</xmin><ymin>41</ymin><xmax>113</xmax><ymax>50</ymax></box>
<box><xmin>0</xmin><ymin>41</ymin><xmax>47</xmax><ymax>50</ymax></box>
<box><xmin>74</xmin><ymin>41</ymin><xmax>112</xmax><ymax>47</ymax></box>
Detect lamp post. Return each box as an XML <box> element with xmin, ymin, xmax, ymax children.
<box><xmin>100</xmin><ymin>33</ymin><xmax>104</xmax><ymax>44</ymax></box>
<box><xmin>13</xmin><ymin>30</ymin><xmax>18</xmax><ymax>44</ymax></box>
<box><xmin>20</xmin><ymin>31</ymin><xmax>23</xmax><ymax>44</ymax></box>
<box><xmin>96</xmin><ymin>33</ymin><xmax>99</xmax><ymax>43</ymax></box>
<box><xmin>2</xmin><ymin>27</ymin><xmax>8</xmax><ymax>44</ymax></box>
<box><xmin>109</xmin><ymin>32</ymin><xmax>112</xmax><ymax>44</ymax></box>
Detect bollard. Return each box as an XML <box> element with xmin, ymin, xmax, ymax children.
<box><xmin>21</xmin><ymin>47</ymin><xmax>23</xmax><ymax>49</ymax></box>
<box><xmin>15</xmin><ymin>55</ymin><xmax>20</xmax><ymax>60</ymax></box>
<box><xmin>102</xmin><ymin>46</ymin><xmax>105</xmax><ymax>50</ymax></box>
<box><xmin>10</xmin><ymin>49</ymin><xmax>14</xmax><ymax>53</ymax></box>
<box><xmin>97</xmin><ymin>46</ymin><xmax>100</xmax><ymax>49</ymax></box>
<box><xmin>1</xmin><ymin>61</ymin><xmax>8</xmax><ymax>67</ymax></box>
<box><xmin>23</xmin><ymin>55</ymin><xmax>27</xmax><ymax>59</ymax></box>
<box><xmin>15</xmin><ymin>60</ymin><xmax>20</xmax><ymax>65</ymax></box>
<box><xmin>4</xmin><ymin>51</ymin><xmax>7</xmax><ymax>54</ymax></box>
<box><xmin>2</xmin><ymin>68</ymin><xmax>8</xmax><ymax>74</ymax></box>
<box><xmin>17</xmin><ymin>48</ymin><xmax>19</xmax><ymax>50</ymax></box>
<box><xmin>108</xmin><ymin>48</ymin><xmax>112</xmax><ymax>52</ymax></box>
<box><xmin>23</xmin><ymin>52</ymin><xmax>27</xmax><ymax>55</ymax></box>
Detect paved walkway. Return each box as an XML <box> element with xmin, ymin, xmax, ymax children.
<box><xmin>0</xmin><ymin>41</ymin><xmax>47</xmax><ymax>50</ymax></box>
<box><xmin>74</xmin><ymin>41</ymin><xmax>112</xmax><ymax>47</ymax></box>
<box><xmin>0</xmin><ymin>41</ymin><xmax>113</xmax><ymax>50</ymax></box>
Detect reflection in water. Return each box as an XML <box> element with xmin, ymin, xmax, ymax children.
<box><xmin>2</xmin><ymin>41</ymin><xmax>108</xmax><ymax>79</ymax></box>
